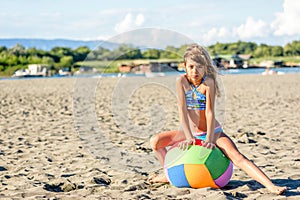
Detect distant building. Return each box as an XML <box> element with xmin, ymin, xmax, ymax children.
<box><xmin>13</xmin><ymin>64</ymin><xmax>49</xmax><ymax>77</ymax></box>
<box><xmin>118</xmin><ymin>61</ymin><xmax>179</xmax><ymax>73</ymax></box>
<box><xmin>118</xmin><ymin>64</ymin><xmax>132</xmax><ymax>73</ymax></box>
<box><xmin>213</xmin><ymin>54</ymin><xmax>252</xmax><ymax>69</ymax></box>
<box><xmin>149</xmin><ymin>61</ymin><xmax>179</xmax><ymax>72</ymax></box>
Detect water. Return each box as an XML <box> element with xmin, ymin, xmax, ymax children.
<box><xmin>160</xmin><ymin>67</ymin><xmax>300</xmax><ymax>76</ymax></box>
<box><xmin>219</xmin><ymin>67</ymin><xmax>300</xmax><ymax>75</ymax></box>
<box><xmin>1</xmin><ymin>67</ymin><xmax>300</xmax><ymax>81</ymax></box>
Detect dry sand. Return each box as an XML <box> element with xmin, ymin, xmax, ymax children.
<box><xmin>0</xmin><ymin>74</ymin><xmax>299</xmax><ymax>199</ymax></box>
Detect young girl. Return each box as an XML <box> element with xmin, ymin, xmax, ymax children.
<box><xmin>147</xmin><ymin>44</ymin><xmax>286</xmax><ymax>195</ymax></box>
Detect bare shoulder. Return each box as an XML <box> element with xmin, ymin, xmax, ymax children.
<box><xmin>203</xmin><ymin>76</ymin><xmax>215</xmax><ymax>90</ymax></box>
<box><xmin>176</xmin><ymin>75</ymin><xmax>190</xmax><ymax>92</ymax></box>
<box><xmin>176</xmin><ymin>74</ymin><xmax>187</xmax><ymax>84</ymax></box>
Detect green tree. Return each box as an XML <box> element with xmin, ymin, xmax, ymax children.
<box><xmin>6</xmin><ymin>54</ymin><xmax>18</xmax><ymax>66</ymax></box>
<box><xmin>0</xmin><ymin>52</ymin><xmax>9</xmax><ymax>66</ymax></box>
<box><xmin>253</xmin><ymin>44</ymin><xmax>271</xmax><ymax>57</ymax></box>
<box><xmin>27</xmin><ymin>55</ymin><xmax>42</xmax><ymax>64</ymax></box>
<box><xmin>124</xmin><ymin>48</ymin><xmax>142</xmax><ymax>59</ymax></box>
<box><xmin>291</xmin><ymin>41</ymin><xmax>300</xmax><ymax>55</ymax></box>
<box><xmin>18</xmin><ymin>56</ymin><xmax>28</xmax><ymax>65</ymax></box>
<box><xmin>86</xmin><ymin>51</ymin><xmax>97</xmax><ymax>60</ymax></box>
<box><xmin>177</xmin><ymin>44</ymin><xmax>188</xmax><ymax>58</ymax></box>
<box><xmin>284</xmin><ymin>43</ymin><xmax>294</xmax><ymax>56</ymax></box>
<box><xmin>228</xmin><ymin>43</ymin><xmax>239</xmax><ymax>54</ymax></box>
<box><xmin>50</xmin><ymin>47</ymin><xmax>74</xmax><ymax>62</ymax></box>
<box><xmin>283</xmin><ymin>41</ymin><xmax>300</xmax><ymax>56</ymax></box>
<box><xmin>235</xmin><ymin>41</ymin><xmax>257</xmax><ymax>54</ymax></box>
<box><xmin>9</xmin><ymin>44</ymin><xmax>25</xmax><ymax>56</ymax></box>
<box><xmin>162</xmin><ymin>46</ymin><xmax>181</xmax><ymax>59</ymax></box>
<box><xmin>271</xmin><ymin>46</ymin><xmax>284</xmax><ymax>57</ymax></box>
<box><xmin>26</xmin><ymin>47</ymin><xmax>38</xmax><ymax>57</ymax></box>
<box><xmin>112</xmin><ymin>44</ymin><xmax>142</xmax><ymax>60</ymax></box>
<box><xmin>142</xmin><ymin>49</ymin><xmax>160</xmax><ymax>59</ymax></box>
<box><xmin>0</xmin><ymin>46</ymin><xmax>7</xmax><ymax>53</ymax></box>
<box><xmin>59</xmin><ymin>56</ymin><xmax>74</xmax><ymax>69</ymax></box>
<box><xmin>73</xmin><ymin>46</ymin><xmax>90</xmax><ymax>62</ymax></box>
<box><xmin>41</xmin><ymin>56</ymin><xmax>55</xmax><ymax>65</ymax></box>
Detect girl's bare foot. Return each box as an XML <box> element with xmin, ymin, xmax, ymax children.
<box><xmin>147</xmin><ymin>174</ymin><xmax>169</xmax><ymax>184</ymax></box>
<box><xmin>267</xmin><ymin>185</ymin><xmax>287</xmax><ymax>195</ymax></box>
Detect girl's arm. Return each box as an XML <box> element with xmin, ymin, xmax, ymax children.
<box><xmin>204</xmin><ymin>77</ymin><xmax>216</xmax><ymax>148</ymax></box>
<box><xmin>176</xmin><ymin>76</ymin><xmax>194</xmax><ymax>141</ymax></box>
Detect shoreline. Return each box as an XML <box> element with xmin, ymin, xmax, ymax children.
<box><xmin>0</xmin><ymin>66</ymin><xmax>300</xmax><ymax>81</ymax></box>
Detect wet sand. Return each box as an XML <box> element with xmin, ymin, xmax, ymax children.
<box><xmin>0</xmin><ymin>74</ymin><xmax>299</xmax><ymax>199</ymax></box>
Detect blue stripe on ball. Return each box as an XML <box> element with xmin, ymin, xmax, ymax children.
<box><xmin>167</xmin><ymin>164</ymin><xmax>190</xmax><ymax>187</ymax></box>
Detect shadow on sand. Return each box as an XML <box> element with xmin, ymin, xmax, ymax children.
<box><xmin>222</xmin><ymin>178</ymin><xmax>300</xmax><ymax>199</ymax></box>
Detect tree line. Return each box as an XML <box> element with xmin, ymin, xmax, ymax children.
<box><xmin>208</xmin><ymin>40</ymin><xmax>300</xmax><ymax>57</ymax></box>
<box><xmin>1</xmin><ymin>40</ymin><xmax>300</xmax><ymax>75</ymax></box>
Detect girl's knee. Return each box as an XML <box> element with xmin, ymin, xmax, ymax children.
<box><xmin>149</xmin><ymin>130</ymin><xmax>179</xmax><ymax>151</ymax></box>
<box><xmin>149</xmin><ymin>135</ymin><xmax>159</xmax><ymax>150</ymax></box>
<box><xmin>230</xmin><ymin>153</ymin><xmax>247</xmax><ymax>166</ymax></box>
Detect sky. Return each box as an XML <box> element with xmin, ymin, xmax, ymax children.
<box><xmin>1</xmin><ymin>0</ymin><xmax>300</xmax><ymax>46</ymax></box>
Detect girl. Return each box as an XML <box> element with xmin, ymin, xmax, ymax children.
<box><xmin>147</xmin><ymin>44</ymin><xmax>286</xmax><ymax>195</ymax></box>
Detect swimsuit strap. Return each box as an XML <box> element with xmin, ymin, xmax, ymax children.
<box><xmin>190</xmin><ymin>75</ymin><xmax>206</xmax><ymax>92</ymax></box>
<box><xmin>201</xmin><ymin>75</ymin><xmax>206</xmax><ymax>83</ymax></box>
<box><xmin>190</xmin><ymin>83</ymin><xmax>200</xmax><ymax>93</ymax></box>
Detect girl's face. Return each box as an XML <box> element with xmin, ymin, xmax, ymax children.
<box><xmin>185</xmin><ymin>58</ymin><xmax>205</xmax><ymax>82</ymax></box>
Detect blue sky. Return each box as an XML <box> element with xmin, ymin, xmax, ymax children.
<box><xmin>1</xmin><ymin>0</ymin><xmax>300</xmax><ymax>46</ymax></box>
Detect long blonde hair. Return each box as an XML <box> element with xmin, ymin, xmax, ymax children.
<box><xmin>183</xmin><ymin>44</ymin><xmax>220</xmax><ymax>96</ymax></box>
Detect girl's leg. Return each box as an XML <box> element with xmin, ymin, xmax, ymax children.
<box><xmin>216</xmin><ymin>132</ymin><xmax>286</xmax><ymax>195</ymax></box>
<box><xmin>147</xmin><ymin>130</ymin><xmax>185</xmax><ymax>183</ymax></box>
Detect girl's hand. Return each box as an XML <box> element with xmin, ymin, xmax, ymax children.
<box><xmin>202</xmin><ymin>141</ymin><xmax>216</xmax><ymax>149</ymax></box>
<box><xmin>178</xmin><ymin>138</ymin><xmax>195</xmax><ymax>151</ymax></box>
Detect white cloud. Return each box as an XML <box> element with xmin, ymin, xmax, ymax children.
<box><xmin>271</xmin><ymin>0</ymin><xmax>300</xmax><ymax>36</ymax></box>
<box><xmin>96</xmin><ymin>35</ymin><xmax>110</xmax><ymax>41</ymax></box>
<box><xmin>218</xmin><ymin>27</ymin><xmax>231</xmax><ymax>38</ymax></box>
<box><xmin>202</xmin><ymin>27</ymin><xmax>232</xmax><ymax>44</ymax></box>
<box><xmin>235</xmin><ymin>17</ymin><xmax>268</xmax><ymax>39</ymax></box>
<box><xmin>114</xmin><ymin>13</ymin><xmax>133</xmax><ymax>33</ymax></box>
<box><xmin>114</xmin><ymin>13</ymin><xmax>145</xmax><ymax>33</ymax></box>
<box><xmin>135</xmin><ymin>14</ymin><xmax>144</xmax><ymax>26</ymax></box>
<box><xmin>202</xmin><ymin>28</ymin><xmax>218</xmax><ymax>42</ymax></box>
<box><xmin>201</xmin><ymin>17</ymin><xmax>270</xmax><ymax>44</ymax></box>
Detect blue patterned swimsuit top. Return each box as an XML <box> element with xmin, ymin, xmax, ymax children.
<box><xmin>185</xmin><ymin>76</ymin><xmax>206</xmax><ymax>110</ymax></box>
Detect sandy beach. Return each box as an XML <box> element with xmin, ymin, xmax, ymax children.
<box><xmin>0</xmin><ymin>74</ymin><xmax>299</xmax><ymax>199</ymax></box>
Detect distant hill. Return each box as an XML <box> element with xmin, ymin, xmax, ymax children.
<box><xmin>0</xmin><ymin>38</ymin><xmax>120</xmax><ymax>50</ymax></box>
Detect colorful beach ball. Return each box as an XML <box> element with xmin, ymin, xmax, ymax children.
<box><xmin>164</xmin><ymin>139</ymin><xmax>233</xmax><ymax>188</ymax></box>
